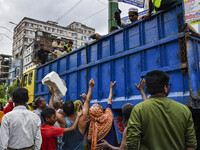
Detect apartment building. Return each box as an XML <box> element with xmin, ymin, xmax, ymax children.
<box><xmin>0</xmin><ymin>54</ymin><xmax>12</xmax><ymax>85</ymax></box>
<box><xmin>9</xmin><ymin>17</ymin><xmax>95</xmax><ymax>84</ymax></box>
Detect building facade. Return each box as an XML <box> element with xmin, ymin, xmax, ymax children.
<box><xmin>9</xmin><ymin>17</ymin><xmax>95</xmax><ymax>84</ymax></box>
<box><xmin>0</xmin><ymin>54</ymin><xmax>12</xmax><ymax>85</ymax></box>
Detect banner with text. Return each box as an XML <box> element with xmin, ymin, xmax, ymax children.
<box><xmin>185</xmin><ymin>0</ymin><xmax>200</xmax><ymax>25</ymax></box>
<box><xmin>119</xmin><ymin>0</ymin><xmax>144</xmax><ymax>8</ymax></box>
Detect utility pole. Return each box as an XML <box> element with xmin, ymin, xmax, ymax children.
<box><xmin>108</xmin><ymin>0</ymin><xmax>118</xmax><ymax>33</ymax></box>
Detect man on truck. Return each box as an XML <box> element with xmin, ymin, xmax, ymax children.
<box><xmin>52</xmin><ymin>37</ymin><xmax>67</xmax><ymax>58</ymax></box>
<box><xmin>143</xmin><ymin>0</ymin><xmax>186</xmax><ymax>20</ymax></box>
<box><xmin>142</xmin><ymin>0</ymin><xmax>200</xmax><ymax>37</ymax></box>
<box><xmin>114</xmin><ymin>8</ymin><xmax>138</xmax><ymax>28</ymax></box>
<box><xmin>63</xmin><ymin>41</ymin><xmax>73</xmax><ymax>53</ymax></box>
<box><xmin>127</xmin><ymin>70</ymin><xmax>197</xmax><ymax>150</ymax></box>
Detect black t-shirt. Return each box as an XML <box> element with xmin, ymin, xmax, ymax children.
<box><xmin>38</xmin><ymin>49</ymin><xmax>49</xmax><ymax>58</ymax></box>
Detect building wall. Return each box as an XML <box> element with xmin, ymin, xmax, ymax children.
<box><xmin>10</xmin><ymin>17</ymin><xmax>95</xmax><ymax>79</ymax></box>
<box><xmin>0</xmin><ymin>55</ymin><xmax>12</xmax><ymax>85</ymax></box>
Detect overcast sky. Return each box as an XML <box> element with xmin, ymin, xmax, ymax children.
<box><xmin>0</xmin><ymin>0</ymin><xmax>142</xmax><ymax>55</ymax></box>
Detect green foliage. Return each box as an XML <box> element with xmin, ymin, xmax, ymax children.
<box><xmin>8</xmin><ymin>80</ymin><xmax>18</xmax><ymax>97</ymax></box>
<box><xmin>0</xmin><ymin>85</ymin><xmax>6</xmax><ymax>99</ymax></box>
<box><xmin>0</xmin><ymin>98</ymin><xmax>8</xmax><ymax>106</ymax></box>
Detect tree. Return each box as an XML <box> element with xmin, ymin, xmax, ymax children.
<box><xmin>0</xmin><ymin>85</ymin><xmax>6</xmax><ymax>99</ymax></box>
<box><xmin>7</xmin><ymin>80</ymin><xmax>18</xmax><ymax>97</ymax></box>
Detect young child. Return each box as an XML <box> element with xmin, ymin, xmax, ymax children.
<box><xmin>40</xmin><ymin>108</ymin><xmax>82</xmax><ymax>150</ymax></box>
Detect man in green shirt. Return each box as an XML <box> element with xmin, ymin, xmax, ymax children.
<box><xmin>127</xmin><ymin>70</ymin><xmax>197</xmax><ymax>150</ymax></box>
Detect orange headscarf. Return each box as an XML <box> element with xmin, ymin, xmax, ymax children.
<box><xmin>88</xmin><ymin>103</ymin><xmax>113</xmax><ymax>150</ymax></box>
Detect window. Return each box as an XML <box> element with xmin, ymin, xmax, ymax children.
<box><xmin>52</xmin><ymin>28</ymin><xmax>55</xmax><ymax>32</ymax></box>
<box><xmin>23</xmin><ymin>74</ymin><xmax>28</xmax><ymax>86</ymax></box>
<box><xmin>25</xmin><ymin>22</ymin><xmax>29</xmax><ymax>27</ymax></box>
<box><xmin>24</xmin><ymin>37</ymin><xmax>28</xmax><ymax>42</ymax></box>
<box><xmin>43</xmin><ymin>26</ymin><xmax>47</xmax><ymax>31</ymax></box>
<box><xmin>60</xmin><ymin>30</ymin><xmax>63</xmax><ymax>34</ymax></box>
<box><xmin>29</xmin><ymin>23</ymin><xmax>33</xmax><ymax>27</ymax></box>
<box><xmin>48</xmin><ymin>27</ymin><xmax>51</xmax><ymax>31</ymax></box>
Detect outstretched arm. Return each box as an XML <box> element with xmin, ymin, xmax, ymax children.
<box><xmin>49</xmin><ymin>88</ymin><xmax>65</xmax><ymax>128</ymax></box>
<box><xmin>90</xmin><ymin>33</ymin><xmax>101</xmax><ymax>40</ymax></box>
<box><xmin>108</xmin><ymin>81</ymin><xmax>116</xmax><ymax>105</ymax></box>
<box><xmin>81</xmin><ymin>79</ymin><xmax>95</xmax><ymax>121</ymax></box>
<box><xmin>135</xmin><ymin>78</ymin><xmax>147</xmax><ymax>101</ymax></box>
<box><xmin>142</xmin><ymin>0</ymin><xmax>154</xmax><ymax>20</ymax></box>
<box><xmin>48</xmin><ymin>88</ymin><xmax>54</xmax><ymax>108</ymax></box>
<box><xmin>64</xmin><ymin>111</ymin><xmax>83</xmax><ymax>132</ymax></box>
<box><xmin>96</xmin><ymin>128</ymin><xmax>127</xmax><ymax>150</ymax></box>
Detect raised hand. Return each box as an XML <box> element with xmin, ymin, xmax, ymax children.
<box><xmin>80</xmin><ymin>93</ymin><xmax>87</xmax><ymax>100</ymax></box>
<box><xmin>89</xmin><ymin>78</ymin><xmax>95</xmax><ymax>87</ymax></box>
<box><xmin>110</xmin><ymin>81</ymin><xmax>116</xmax><ymax>88</ymax></box>
<box><xmin>135</xmin><ymin>78</ymin><xmax>146</xmax><ymax>91</ymax></box>
<box><xmin>49</xmin><ymin>87</ymin><xmax>54</xmax><ymax>95</ymax></box>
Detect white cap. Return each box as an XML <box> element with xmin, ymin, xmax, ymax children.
<box><xmin>128</xmin><ymin>8</ymin><xmax>138</xmax><ymax>13</ymax></box>
<box><xmin>57</xmin><ymin>36</ymin><xmax>61</xmax><ymax>40</ymax></box>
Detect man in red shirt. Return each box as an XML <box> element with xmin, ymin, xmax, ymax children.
<box><xmin>40</xmin><ymin>108</ymin><xmax>82</xmax><ymax>150</ymax></box>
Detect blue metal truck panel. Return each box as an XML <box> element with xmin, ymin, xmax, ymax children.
<box><xmin>34</xmin><ymin>2</ymin><xmax>200</xmax><ymax>144</ymax></box>
<box><xmin>35</xmin><ymin>2</ymin><xmax>193</xmax><ymax>109</ymax></box>
<box><xmin>187</xmin><ymin>35</ymin><xmax>200</xmax><ymax>101</ymax></box>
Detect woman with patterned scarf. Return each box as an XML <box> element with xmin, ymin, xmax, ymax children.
<box><xmin>88</xmin><ymin>81</ymin><xmax>116</xmax><ymax>150</ymax></box>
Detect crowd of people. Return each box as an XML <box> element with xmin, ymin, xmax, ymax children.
<box><xmin>0</xmin><ymin>70</ymin><xmax>197</xmax><ymax>150</ymax></box>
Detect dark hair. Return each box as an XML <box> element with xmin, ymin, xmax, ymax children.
<box><xmin>146</xmin><ymin>70</ymin><xmax>170</xmax><ymax>95</ymax></box>
<box><xmin>0</xmin><ymin>102</ymin><xmax>3</xmax><ymax>111</ymax></box>
<box><xmin>122</xmin><ymin>103</ymin><xmax>134</xmax><ymax>120</ymax></box>
<box><xmin>12</xmin><ymin>87</ymin><xmax>29</xmax><ymax>105</ymax></box>
<box><xmin>110</xmin><ymin>26</ymin><xmax>119</xmax><ymax>32</ymax></box>
<box><xmin>35</xmin><ymin>97</ymin><xmax>43</xmax><ymax>108</ymax></box>
<box><xmin>40</xmin><ymin>44</ymin><xmax>44</xmax><ymax>47</ymax></box>
<box><xmin>41</xmin><ymin>108</ymin><xmax>55</xmax><ymax>122</ymax></box>
<box><xmin>69</xmin><ymin>41</ymin><xmax>73</xmax><ymax>44</ymax></box>
<box><xmin>63</xmin><ymin>100</ymin><xmax>74</xmax><ymax>116</ymax></box>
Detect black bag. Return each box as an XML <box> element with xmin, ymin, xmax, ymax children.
<box><xmin>114</xmin><ymin>8</ymin><xmax>122</xmax><ymax>27</ymax></box>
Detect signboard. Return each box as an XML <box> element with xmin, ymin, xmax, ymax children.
<box><xmin>185</xmin><ymin>0</ymin><xmax>200</xmax><ymax>25</ymax></box>
<box><xmin>119</xmin><ymin>0</ymin><xmax>144</xmax><ymax>8</ymax></box>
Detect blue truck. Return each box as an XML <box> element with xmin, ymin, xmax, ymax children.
<box><xmin>21</xmin><ymin>2</ymin><xmax>200</xmax><ymax>145</ymax></box>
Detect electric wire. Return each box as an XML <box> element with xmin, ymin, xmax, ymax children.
<box><xmin>56</xmin><ymin>0</ymin><xmax>82</xmax><ymax>22</ymax></box>
<box><xmin>0</xmin><ymin>26</ymin><xmax>13</xmax><ymax>33</ymax></box>
<box><xmin>0</xmin><ymin>33</ymin><xmax>12</xmax><ymax>41</ymax></box>
<box><xmin>97</xmin><ymin>0</ymin><xmax>107</xmax><ymax>6</ymax></box>
<box><xmin>80</xmin><ymin>7</ymin><xmax>107</xmax><ymax>23</ymax></box>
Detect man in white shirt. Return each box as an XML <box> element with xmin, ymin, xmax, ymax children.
<box><xmin>0</xmin><ymin>87</ymin><xmax>42</xmax><ymax>150</ymax></box>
